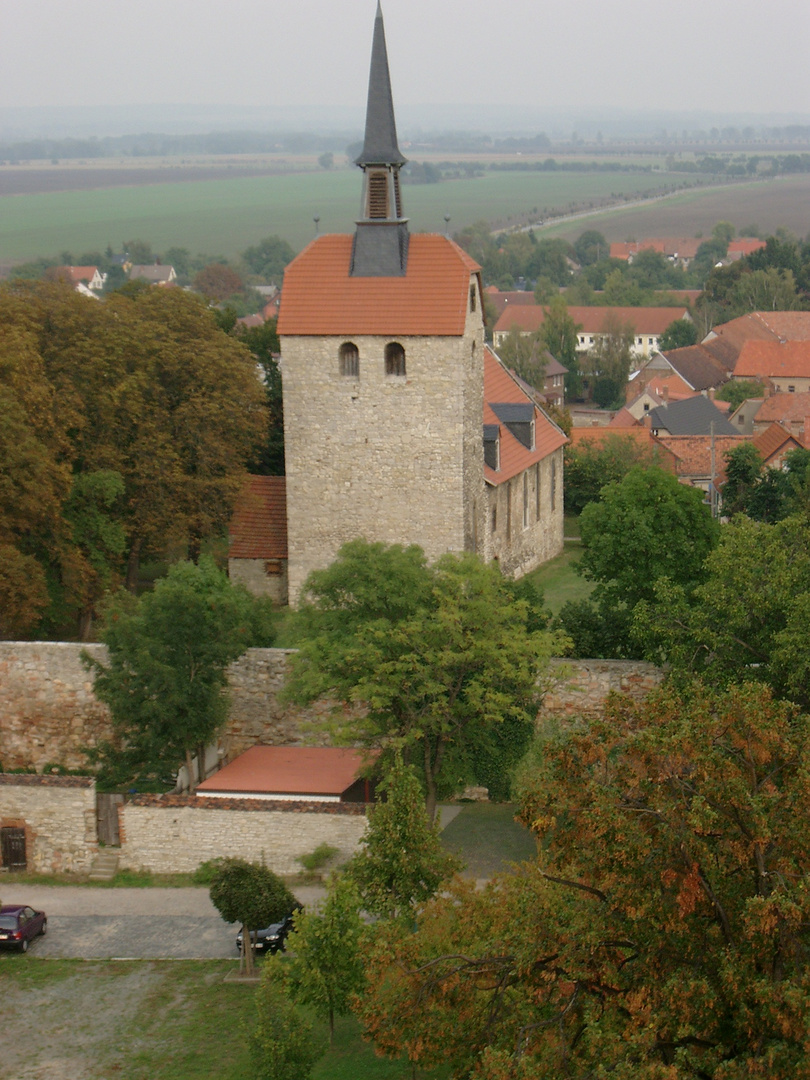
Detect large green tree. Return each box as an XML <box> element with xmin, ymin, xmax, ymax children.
<box><xmin>86</xmin><ymin>557</ymin><xmax>267</xmax><ymax>790</ymax></box>
<box><xmin>285</xmin><ymin>541</ymin><xmax>562</xmax><ymax>821</ymax></box>
<box><xmin>357</xmin><ymin>683</ymin><xmax>810</xmax><ymax>1079</ymax></box>
<box><xmin>539</xmin><ymin>296</ymin><xmax>582</xmax><ymax>398</ymax></box>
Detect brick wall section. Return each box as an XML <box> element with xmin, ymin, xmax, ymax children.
<box><xmin>118</xmin><ymin>795</ymin><xmax>368</xmax><ymax>876</ymax></box>
<box><xmin>0</xmin><ymin>775</ymin><xmax>97</xmax><ymax>874</ymax></box>
<box><xmin>539</xmin><ymin>658</ymin><xmax>666</xmax><ymax>718</ymax></box>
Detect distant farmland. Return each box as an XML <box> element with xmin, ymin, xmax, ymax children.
<box><xmin>544</xmin><ymin>175</ymin><xmax>810</xmax><ymax>243</ymax></box>
<box><xmin>0</xmin><ymin>159</ymin><xmax>806</xmax><ymax>266</ymax></box>
<box><xmin>0</xmin><ymin>161</ymin><xmax>701</xmax><ymax>263</ymax></box>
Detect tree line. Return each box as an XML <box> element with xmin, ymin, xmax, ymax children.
<box><xmin>0</xmin><ymin>280</ymin><xmax>270</xmax><ymax>640</ymax></box>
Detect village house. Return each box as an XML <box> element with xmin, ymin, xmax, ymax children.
<box><xmin>493</xmin><ymin>304</ymin><xmax>690</xmax><ymax>359</ymax></box>
<box><xmin>732</xmin><ymin>339</ymin><xmax>810</xmax><ymax>394</ymax></box>
<box><xmin>129</xmin><ymin>263</ymin><xmax>177</xmax><ymax>286</ymax></box>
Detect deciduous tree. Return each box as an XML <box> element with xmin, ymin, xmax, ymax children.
<box><xmin>285</xmin><ymin>541</ymin><xmax>561</xmax><ymax>821</ymax></box>
<box><xmin>209</xmin><ymin>858</ymin><xmax>297</xmax><ymax>975</ymax></box>
<box><xmin>86</xmin><ymin>557</ymin><xmax>267</xmax><ymax>791</ymax></box>
<box><xmin>357</xmin><ymin>683</ymin><xmax>810</xmax><ymax>1079</ymax></box>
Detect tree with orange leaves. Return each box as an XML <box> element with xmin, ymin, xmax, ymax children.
<box><xmin>355</xmin><ymin>682</ymin><xmax>810</xmax><ymax>1078</ymax></box>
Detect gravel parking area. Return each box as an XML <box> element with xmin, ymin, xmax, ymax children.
<box><xmin>0</xmin><ymin>885</ymin><xmax>325</xmax><ymax>960</ymax></box>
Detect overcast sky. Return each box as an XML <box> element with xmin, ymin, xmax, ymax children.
<box><xmin>3</xmin><ymin>0</ymin><xmax>809</xmax><ymax>118</ymax></box>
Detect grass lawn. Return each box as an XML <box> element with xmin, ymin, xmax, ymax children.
<box><xmin>0</xmin><ymin>958</ymin><xmax>446</xmax><ymax>1080</ymax></box>
<box><xmin>523</xmin><ymin>541</ymin><xmax>593</xmax><ymax>615</ymax></box>
<box><xmin>441</xmin><ymin>802</ymin><xmax>536</xmax><ymax>878</ymax></box>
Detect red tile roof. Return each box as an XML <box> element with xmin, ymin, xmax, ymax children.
<box><xmin>702</xmin><ymin>312</ymin><xmax>810</xmax><ymax>369</ymax></box>
<box><xmin>654</xmin><ymin>435</ymin><xmax>747</xmax><ymax>481</ymax></box>
<box><xmin>752</xmin><ymin>422</ymin><xmax>803</xmax><ymax>464</ymax></box>
<box><xmin>728</xmin><ymin>239</ymin><xmax>767</xmax><ymax>257</ymax></box>
<box><xmin>59</xmin><ymin>265</ymin><xmax>99</xmax><ymax>284</ymax></box>
<box><xmin>734</xmin><ymin>340</ymin><xmax>810</xmax><ymax>380</ymax></box>
<box><xmin>197</xmin><ymin>746</ymin><xmax>376</xmax><ymax>797</ymax></box>
<box><xmin>484</xmin><ymin>346</ymin><xmax>567</xmax><ymax>485</ymax></box>
<box><xmin>482</xmin><ymin>288</ymin><xmax>538</xmax><ymax>320</ymax></box>
<box><xmin>494</xmin><ymin>305</ymin><xmax>688</xmax><ymax>337</ymax></box>
<box><xmin>610</xmin><ymin>238</ymin><xmax>702</xmax><ymax>261</ymax></box>
<box><xmin>754</xmin><ymin>391</ymin><xmax>810</xmax><ymax>425</ymax></box>
<box><xmin>278</xmin><ymin>233</ymin><xmax>481</xmax><ymax>336</ymax></box>
<box><xmin>229</xmin><ymin>476</ymin><xmax>287</xmax><ymax>559</ymax></box>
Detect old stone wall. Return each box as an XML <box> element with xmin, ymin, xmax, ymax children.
<box><xmin>118</xmin><ymin>796</ymin><xmax>368</xmax><ymax>876</ymax></box>
<box><xmin>0</xmin><ymin>775</ymin><xmax>97</xmax><ymax>874</ymax></box>
<box><xmin>0</xmin><ymin>643</ymin><xmax>666</xmax><ymax>773</ymax></box>
<box><xmin>539</xmin><ymin>658</ymin><xmax>666</xmax><ymax>718</ymax></box>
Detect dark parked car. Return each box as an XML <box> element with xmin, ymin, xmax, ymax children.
<box><xmin>0</xmin><ymin>906</ymin><xmax>47</xmax><ymax>953</ymax></box>
<box><xmin>235</xmin><ymin>907</ymin><xmax>300</xmax><ymax>955</ymax></box>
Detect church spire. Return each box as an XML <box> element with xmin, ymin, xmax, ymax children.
<box><xmin>355</xmin><ymin>1</ymin><xmax>406</xmax><ymax>168</ymax></box>
<box><xmin>351</xmin><ymin>3</ymin><xmax>409</xmax><ymax>277</ymax></box>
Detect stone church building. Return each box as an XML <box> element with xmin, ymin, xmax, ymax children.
<box><xmin>230</xmin><ymin>4</ymin><xmax>566</xmax><ymax>605</ymax></box>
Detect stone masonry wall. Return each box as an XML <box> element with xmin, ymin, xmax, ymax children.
<box><xmin>118</xmin><ymin>796</ymin><xmax>368</xmax><ymax>876</ymax></box>
<box><xmin>0</xmin><ymin>643</ymin><xmax>666</xmax><ymax>773</ymax></box>
<box><xmin>486</xmin><ymin>449</ymin><xmax>564</xmax><ymax>578</ymax></box>
<box><xmin>281</xmin><ymin>291</ymin><xmax>486</xmax><ymax>605</ymax></box>
<box><xmin>0</xmin><ymin>775</ymin><xmax>97</xmax><ymax>874</ymax></box>
<box><xmin>539</xmin><ymin>658</ymin><xmax>666</xmax><ymax>719</ymax></box>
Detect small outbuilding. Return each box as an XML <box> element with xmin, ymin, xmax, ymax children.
<box><xmin>196</xmin><ymin>746</ymin><xmax>378</xmax><ymax>803</ymax></box>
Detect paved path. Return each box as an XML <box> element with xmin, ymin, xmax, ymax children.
<box><xmin>0</xmin><ymin>885</ymin><xmax>326</xmax><ymax>960</ymax></box>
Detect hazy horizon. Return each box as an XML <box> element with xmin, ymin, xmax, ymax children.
<box><xmin>3</xmin><ymin>0</ymin><xmax>809</xmax><ymax>127</ymax></box>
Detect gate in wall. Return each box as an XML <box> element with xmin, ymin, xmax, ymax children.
<box><xmin>96</xmin><ymin>794</ymin><xmax>124</xmax><ymax>846</ymax></box>
<box><xmin>0</xmin><ymin>826</ymin><xmax>26</xmax><ymax>870</ymax></box>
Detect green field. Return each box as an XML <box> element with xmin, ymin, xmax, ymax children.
<box><xmin>0</xmin><ymin>164</ymin><xmax>696</xmax><ymax>263</ymax></box>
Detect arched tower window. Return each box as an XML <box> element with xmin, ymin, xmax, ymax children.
<box><xmin>339</xmin><ymin>342</ymin><xmax>359</xmax><ymax>377</ymax></box>
<box><xmin>385</xmin><ymin>342</ymin><xmax>406</xmax><ymax>377</ymax></box>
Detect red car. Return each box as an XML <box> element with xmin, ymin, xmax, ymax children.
<box><xmin>0</xmin><ymin>906</ymin><xmax>47</xmax><ymax>953</ymax></box>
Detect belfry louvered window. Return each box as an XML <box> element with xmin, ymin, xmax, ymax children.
<box><xmin>385</xmin><ymin>342</ymin><xmax>406</xmax><ymax>376</ymax></box>
<box><xmin>339</xmin><ymin>342</ymin><xmax>359</xmax><ymax>377</ymax></box>
<box><xmin>368</xmin><ymin>172</ymin><xmax>389</xmax><ymax>218</ymax></box>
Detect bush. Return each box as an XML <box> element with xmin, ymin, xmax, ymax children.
<box><xmin>296</xmin><ymin>844</ymin><xmax>339</xmax><ymax>873</ymax></box>
<box><xmin>191</xmin><ymin>858</ymin><xmax>226</xmax><ymax>885</ymax></box>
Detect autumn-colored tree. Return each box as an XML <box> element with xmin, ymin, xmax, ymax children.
<box><xmin>193</xmin><ymin>262</ymin><xmax>244</xmax><ymax>303</ymax></box>
<box><xmin>357</xmin><ymin>683</ymin><xmax>810</xmax><ymax>1079</ymax></box>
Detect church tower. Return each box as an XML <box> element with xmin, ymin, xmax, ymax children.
<box><xmin>278</xmin><ymin>5</ymin><xmax>486</xmax><ymax>604</ymax></box>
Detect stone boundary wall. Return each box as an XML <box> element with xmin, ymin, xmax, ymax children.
<box><xmin>539</xmin><ymin>658</ymin><xmax>666</xmax><ymax>718</ymax></box>
<box><xmin>0</xmin><ymin>643</ymin><xmax>666</xmax><ymax>773</ymax></box>
<box><xmin>0</xmin><ymin>775</ymin><xmax>97</xmax><ymax>874</ymax></box>
<box><xmin>118</xmin><ymin>796</ymin><xmax>368</xmax><ymax>877</ymax></box>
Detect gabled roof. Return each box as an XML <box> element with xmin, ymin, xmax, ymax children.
<box><xmin>278</xmin><ymin>234</ymin><xmax>480</xmax><ymax>336</ymax></box>
<box><xmin>655</xmin><ymin>434</ymin><xmax>747</xmax><ymax>481</ymax></box>
<box><xmin>610</xmin><ymin>238</ymin><xmax>702</xmax><ymax>261</ymax></box>
<box><xmin>229</xmin><ymin>476</ymin><xmax>287</xmax><ymax>560</ymax></box>
<box><xmin>728</xmin><ymin>239</ymin><xmax>767</xmax><ymax>258</ymax></box>
<box><xmin>197</xmin><ymin>746</ymin><xmax>375</xmax><ymax>798</ymax></box>
<box><xmin>59</xmin><ymin>265</ymin><xmax>100</xmax><ymax>284</ymax></box>
<box><xmin>734</xmin><ymin>340</ymin><xmax>810</xmax><ymax>380</ymax></box>
<box><xmin>702</xmin><ymin>312</ymin><xmax>810</xmax><ymax>369</ymax></box>
<box><xmin>753</xmin><ymin>422</ymin><xmax>803</xmax><ymax>464</ymax></box>
<box><xmin>648</xmin><ymin>395</ymin><xmax>738</xmax><ymax>436</ymax></box>
<box><xmin>483</xmin><ymin>346</ymin><xmax>566</xmax><ymax>485</ymax></box>
<box><xmin>129</xmin><ymin>264</ymin><xmax>176</xmax><ymax>284</ymax></box>
<box><xmin>482</xmin><ymin>288</ymin><xmax>538</xmax><ymax>320</ymax></box>
<box><xmin>493</xmin><ymin>305</ymin><xmax>688</xmax><ymax>338</ymax></box>
<box><xmin>754</xmin><ymin>391</ymin><xmax>810</xmax><ymax>425</ymax></box>
<box><xmin>659</xmin><ymin>344</ymin><xmax>730</xmax><ymax>391</ymax></box>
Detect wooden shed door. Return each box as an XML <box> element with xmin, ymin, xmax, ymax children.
<box><xmin>97</xmin><ymin>794</ymin><xmax>124</xmax><ymax>846</ymax></box>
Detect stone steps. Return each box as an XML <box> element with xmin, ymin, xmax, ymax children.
<box><xmin>88</xmin><ymin>850</ymin><xmax>119</xmax><ymax>881</ymax></box>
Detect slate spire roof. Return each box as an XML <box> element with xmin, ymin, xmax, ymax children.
<box><xmin>355</xmin><ymin>2</ymin><xmax>406</xmax><ymax>167</ymax></box>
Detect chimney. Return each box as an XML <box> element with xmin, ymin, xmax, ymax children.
<box><xmin>662</xmin><ymin>385</ymin><xmax>669</xmax><ymax>403</ymax></box>
<box><xmin>708</xmin><ymin>387</ymin><xmax>715</xmax><ymax>401</ymax></box>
